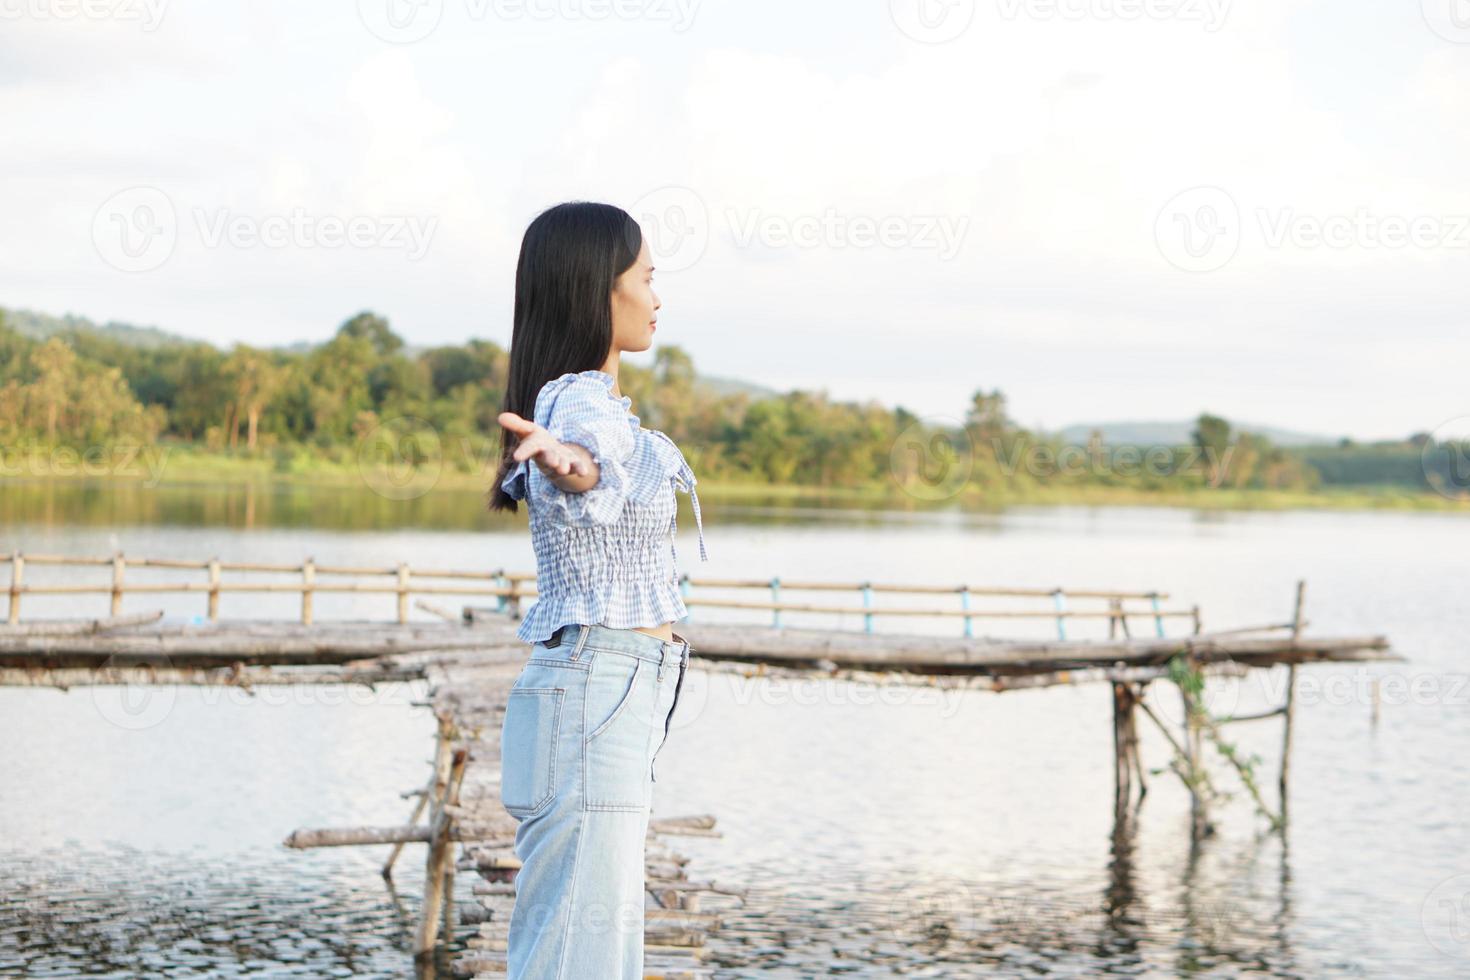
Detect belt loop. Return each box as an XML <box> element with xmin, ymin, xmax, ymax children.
<box><xmin>570</xmin><ymin>624</ymin><xmax>593</xmax><ymax>661</ymax></box>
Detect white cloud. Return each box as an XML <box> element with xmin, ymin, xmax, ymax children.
<box><xmin>0</xmin><ymin>0</ymin><xmax>1462</xmax><ymax>439</ymax></box>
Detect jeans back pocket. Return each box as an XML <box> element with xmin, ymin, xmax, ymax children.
<box><xmin>500</xmin><ymin>687</ymin><xmax>565</xmax><ymax>818</ymax></box>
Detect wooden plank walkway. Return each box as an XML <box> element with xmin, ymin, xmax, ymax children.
<box><xmin>0</xmin><ymin>612</ymin><xmax>1394</xmax><ymax>678</ymax></box>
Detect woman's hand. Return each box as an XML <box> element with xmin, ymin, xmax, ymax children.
<box><xmin>499</xmin><ymin>411</ymin><xmax>593</xmax><ymax>481</ymax></box>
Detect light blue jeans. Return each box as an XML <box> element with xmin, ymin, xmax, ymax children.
<box><xmin>499</xmin><ymin>622</ymin><xmax>690</xmax><ymax>979</ymax></box>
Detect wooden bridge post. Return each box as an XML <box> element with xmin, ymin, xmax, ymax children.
<box><xmin>7</xmin><ymin>552</ymin><xmax>23</xmax><ymax>625</ymax></box>
<box><xmin>397</xmin><ymin>563</ymin><xmax>411</xmax><ymax>624</ymax></box>
<box><xmin>383</xmin><ymin>724</ymin><xmax>452</xmax><ymax>879</ymax></box>
<box><xmin>1110</xmin><ymin>594</ymin><xmax>1137</xmax><ymax>814</ymax></box>
<box><xmin>207</xmin><ymin>558</ymin><xmax>221</xmax><ymax>622</ymax></box>
<box><xmin>111</xmin><ymin>552</ymin><xmax>126</xmax><ymax>616</ymax></box>
<box><xmin>506</xmin><ymin>577</ymin><xmax>521</xmax><ymax>619</ymax></box>
<box><xmin>1130</xmin><ymin>683</ymin><xmax>1148</xmax><ymax>800</ymax></box>
<box><xmin>301</xmin><ymin>558</ymin><xmax>315</xmax><ymax>625</ymax></box>
<box><xmin>414</xmin><ymin>714</ymin><xmax>465</xmax><ymax>957</ymax></box>
<box><xmin>1280</xmin><ymin>579</ymin><xmax>1305</xmax><ymax>820</ymax></box>
<box><xmin>1112</xmin><ymin>681</ymin><xmax>1139</xmax><ymax>817</ymax></box>
<box><xmin>1180</xmin><ymin>654</ymin><xmax>1209</xmax><ymax>839</ymax></box>
<box><xmin>1107</xmin><ymin>598</ymin><xmax>1132</xmax><ymax>640</ymax></box>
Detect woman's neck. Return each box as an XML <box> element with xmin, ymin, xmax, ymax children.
<box><xmin>598</xmin><ymin>356</ymin><xmax>622</xmax><ymax>397</ymax></box>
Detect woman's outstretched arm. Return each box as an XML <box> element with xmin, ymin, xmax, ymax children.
<box><xmin>498</xmin><ymin>411</ymin><xmax>601</xmax><ymax>494</ymax></box>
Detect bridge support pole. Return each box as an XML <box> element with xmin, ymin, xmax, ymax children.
<box><xmin>1111</xmin><ymin>681</ymin><xmax>1141</xmax><ymax>819</ymax></box>
<box><xmin>414</xmin><ymin>715</ymin><xmax>466</xmax><ymax>957</ymax></box>
<box><xmin>1279</xmin><ymin>579</ymin><xmax>1305</xmax><ymax>824</ymax></box>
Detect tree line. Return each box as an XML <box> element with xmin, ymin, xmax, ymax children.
<box><xmin>0</xmin><ymin>308</ymin><xmax>1451</xmax><ymax>497</ymax></box>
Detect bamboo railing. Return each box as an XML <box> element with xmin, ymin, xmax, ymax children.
<box><xmin>2</xmin><ymin>551</ymin><xmax>1200</xmax><ymax>639</ymax></box>
<box><xmin>1</xmin><ymin>551</ymin><xmax>517</xmax><ymax>627</ymax></box>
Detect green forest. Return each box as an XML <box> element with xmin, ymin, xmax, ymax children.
<box><xmin>0</xmin><ymin>307</ymin><xmax>1462</xmax><ymax>509</ymax></box>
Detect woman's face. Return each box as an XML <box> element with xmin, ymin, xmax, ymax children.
<box><xmin>609</xmin><ymin>238</ymin><xmax>660</xmax><ymax>354</ymax></box>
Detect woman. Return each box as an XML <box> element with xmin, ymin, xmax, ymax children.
<box><xmin>487</xmin><ymin>200</ymin><xmax>708</xmax><ymax>979</ymax></box>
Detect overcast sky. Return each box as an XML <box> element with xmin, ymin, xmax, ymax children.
<box><xmin>3</xmin><ymin>0</ymin><xmax>1467</xmax><ymax>440</ymax></box>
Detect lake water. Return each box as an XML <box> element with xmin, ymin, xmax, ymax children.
<box><xmin>1</xmin><ymin>483</ymin><xmax>1467</xmax><ymax>978</ymax></box>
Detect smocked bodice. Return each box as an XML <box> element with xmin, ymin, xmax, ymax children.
<box><xmin>500</xmin><ymin>369</ymin><xmax>707</xmax><ymax>643</ymax></box>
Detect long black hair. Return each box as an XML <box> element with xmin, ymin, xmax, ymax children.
<box><xmin>486</xmin><ymin>201</ymin><xmax>643</xmax><ymax>514</ymax></box>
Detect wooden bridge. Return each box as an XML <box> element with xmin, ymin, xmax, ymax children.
<box><xmin>0</xmin><ymin>550</ymin><xmax>1399</xmax><ymax>977</ymax></box>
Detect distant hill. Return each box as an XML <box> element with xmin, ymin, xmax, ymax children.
<box><xmin>1052</xmin><ymin>419</ymin><xmax>1344</xmax><ymax>448</ymax></box>
<box><xmin>1</xmin><ymin>305</ymin><xmax>781</xmax><ymax>404</ymax></box>
<box><xmin>3</xmin><ymin>307</ymin><xmax>335</xmax><ymax>354</ymax></box>
<box><xmin>694</xmin><ymin>373</ymin><xmax>781</xmax><ymax>402</ymax></box>
<box><xmin>2</xmin><ymin>306</ymin><xmax>204</xmax><ymax>350</ymax></box>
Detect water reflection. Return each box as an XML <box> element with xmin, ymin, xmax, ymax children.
<box><xmin>0</xmin><ymin>476</ymin><xmax>523</xmax><ymax>534</ymax></box>
<box><xmin>693</xmin><ymin>807</ymin><xmax>1303</xmax><ymax>977</ymax></box>
<box><xmin>0</xmin><ymin>845</ymin><xmax>469</xmax><ymax>979</ymax></box>
<box><xmin>0</xmin><ymin>475</ymin><xmax>972</xmax><ymax>536</ymax></box>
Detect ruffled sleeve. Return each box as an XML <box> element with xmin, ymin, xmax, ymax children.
<box><xmin>500</xmin><ymin>456</ymin><xmax>529</xmax><ymax>501</ymax></box>
<box><xmin>525</xmin><ymin>372</ymin><xmax>636</xmax><ymax>527</ymax></box>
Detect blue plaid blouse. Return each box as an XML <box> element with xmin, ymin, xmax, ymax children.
<box><xmin>500</xmin><ymin>369</ymin><xmax>708</xmax><ymax>644</ymax></box>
